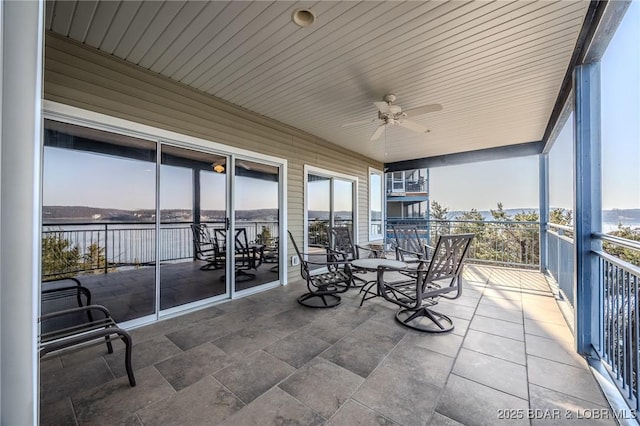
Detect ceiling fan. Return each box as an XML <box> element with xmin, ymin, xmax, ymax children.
<box><xmin>342</xmin><ymin>94</ymin><xmax>442</xmax><ymax>141</ymax></box>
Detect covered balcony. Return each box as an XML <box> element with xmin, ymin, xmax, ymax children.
<box><xmin>1</xmin><ymin>1</ymin><xmax>638</xmax><ymax>425</ymax></box>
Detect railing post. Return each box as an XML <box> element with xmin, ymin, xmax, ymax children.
<box><xmin>574</xmin><ymin>63</ymin><xmax>602</xmax><ymax>354</ymax></box>
<box><xmin>104</xmin><ymin>223</ymin><xmax>108</xmax><ymax>274</ymax></box>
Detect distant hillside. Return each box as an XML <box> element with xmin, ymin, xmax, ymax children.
<box><xmin>43</xmin><ymin>206</ymin><xmax>279</xmax><ymax>223</ymax></box>
<box><xmin>447</xmin><ymin>208</ymin><xmax>539</xmax><ymax>221</ymax></box>
<box><xmin>446</xmin><ymin>208</ymin><xmax>640</xmax><ymax>224</ymax></box>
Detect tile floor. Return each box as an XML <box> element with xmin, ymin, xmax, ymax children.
<box><xmin>40</xmin><ymin>265</ymin><xmax>616</xmax><ymax>426</ymax></box>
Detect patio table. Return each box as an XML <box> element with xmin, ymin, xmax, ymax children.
<box><xmin>351</xmin><ymin>258</ymin><xmax>407</xmax><ymax>306</ymax></box>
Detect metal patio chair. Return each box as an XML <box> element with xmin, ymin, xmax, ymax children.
<box><xmin>376</xmin><ymin>233</ymin><xmax>474</xmax><ymax>333</ymax></box>
<box><xmin>288</xmin><ymin>231</ymin><xmax>352</xmax><ymax>308</ymax></box>
<box><xmin>390</xmin><ymin>225</ymin><xmax>430</xmax><ymax>262</ymax></box>
<box><xmin>328</xmin><ymin>226</ymin><xmax>381</xmax><ymax>287</ymax></box>
<box><xmin>191</xmin><ymin>223</ymin><xmax>225</xmax><ymax>270</ymax></box>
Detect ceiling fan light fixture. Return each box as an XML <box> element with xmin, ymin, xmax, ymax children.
<box><xmin>292</xmin><ymin>9</ymin><xmax>315</xmax><ymax>27</ymax></box>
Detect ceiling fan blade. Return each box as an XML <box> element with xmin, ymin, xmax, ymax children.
<box><xmin>404</xmin><ymin>103</ymin><xmax>443</xmax><ymax>117</ymax></box>
<box><xmin>341</xmin><ymin>118</ymin><xmax>378</xmax><ymax>127</ymax></box>
<box><xmin>370</xmin><ymin>124</ymin><xmax>386</xmax><ymax>141</ymax></box>
<box><xmin>398</xmin><ymin>119</ymin><xmax>429</xmax><ymax>134</ymax></box>
<box><xmin>373</xmin><ymin>101</ymin><xmax>391</xmax><ymax>114</ymax></box>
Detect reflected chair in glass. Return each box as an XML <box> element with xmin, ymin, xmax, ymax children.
<box><xmin>191</xmin><ymin>224</ymin><xmax>225</xmax><ymax>270</ymax></box>
<box><xmin>376</xmin><ymin>233</ymin><xmax>474</xmax><ymax>333</ymax></box>
<box><xmin>288</xmin><ymin>231</ymin><xmax>352</xmax><ymax>308</ymax></box>
<box><xmin>328</xmin><ymin>226</ymin><xmax>381</xmax><ymax>287</ymax></box>
<box><xmin>233</xmin><ymin>228</ymin><xmax>265</xmax><ymax>281</ymax></box>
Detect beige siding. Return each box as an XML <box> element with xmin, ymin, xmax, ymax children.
<box><xmin>44</xmin><ymin>32</ymin><xmax>383</xmax><ymax>283</ymax></box>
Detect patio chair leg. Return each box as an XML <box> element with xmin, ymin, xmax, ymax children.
<box><xmin>297</xmin><ymin>292</ymin><xmax>341</xmax><ymax>308</ymax></box>
<box><xmin>116</xmin><ymin>329</ymin><xmax>136</xmax><ymax>387</ymax></box>
<box><xmin>105</xmin><ymin>335</ymin><xmax>113</xmax><ymax>353</ymax></box>
<box><xmin>395</xmin><ymin>307</ymin><xmax>454</xmax><ymax>333</ymax></box>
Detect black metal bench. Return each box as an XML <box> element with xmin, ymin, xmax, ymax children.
<box><xmin>39</xmin><ymin>305</ymin><xmax>136</xmax><ymax>387</ymax></box>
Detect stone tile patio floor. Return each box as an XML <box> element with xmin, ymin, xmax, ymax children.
<box><xmin>40</xmin><ymin>265</ymin><xmax>616</xmax><ymax>426</ymax></box>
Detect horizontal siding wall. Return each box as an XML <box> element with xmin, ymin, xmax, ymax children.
<box><xmin>43</xmin><ymin>32</ymin><xmax>383</xmax><ymax>283</ymax></box>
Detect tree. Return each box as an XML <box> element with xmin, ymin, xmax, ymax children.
<box><xmin>549</xmin><ymin>208</ymin><xmax>572</xmax><ymax>226</ymax></box>
<box><xmin>490</xmin><ymin>202</ymin><xmax>509</xmax><ymax>221</ymax></box>
<box><xmin>256</xmin><ymin>226</ymin><xmax>272</xmax><ymax>245</ymax></box>
<box><xmin>604</xmin><ymin>225</ymin><xmax>640</xmax><ymax>267</ymax></box>
<box><xmin>83</xmin><ymin>242</ymin><xmax>106</xmax><ymax>272</ymax></box>
<box><xmin>430</xmin><ymin>200</ymin><xmax>449</xmax><ymax>220</ymax></box>
<box><xmin>41</xmin><ymin>233</ymin><xmax>81</xmax><ymax>279</ymax></box>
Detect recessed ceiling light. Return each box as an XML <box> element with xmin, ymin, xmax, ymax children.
<box><xmin>292</xmin><ymin>9</ymin><xmax>315</xmax><ymax>27</ymax></box>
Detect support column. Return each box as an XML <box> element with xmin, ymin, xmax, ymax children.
<box><xmin>574</xmin><ymin>63</ymin><xmax>602</xmax><ymax>354</ymax></box>
<box><xmin>539</xmin><ymin>154</ymin><xmax>549</xmax><ymax>272</ymax></box>
<box><xmin>1</xmin><ymin>1</ymin><xmax>44</xmax><ymax>424</ymax></box>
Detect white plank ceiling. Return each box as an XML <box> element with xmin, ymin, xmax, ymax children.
<box><xmin>46</xmin><ymin>0</ymin><xmax>590</xmax><ymax>163</ymax></box>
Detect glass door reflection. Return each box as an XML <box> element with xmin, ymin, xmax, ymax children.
<box><xmin>159</xmin><ymin>146</ymin><xmax>228</xmax><ymax>310</ymax></box>
<box><xmin>41</xmin><ymin>119</ymin><xmax>157</xmax><ymax>324</ymax></box>
<box><xmin>307</xmin><ymin>174</ymin><xmax>331</xmax><ymax>252</ymax></box>
<box><xmin>333</xmin><ymin>178</ymin><xmax>354</xmax><ymax>236</ymax></box>
<box><xmin>234</xmin><ymin>159</ymin><xmax>281</xmax><ymax>292</ymax></box>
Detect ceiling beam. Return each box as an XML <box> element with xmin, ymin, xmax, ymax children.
<box><xmin>385</xmin><ymin>140</ymin><xmax>544</xmax><ymax>172</ymax></box>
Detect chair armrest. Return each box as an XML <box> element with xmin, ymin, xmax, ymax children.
<box><xmin>39</xmin><ymin>304</ymin><xmax>113</xmax><ymax>322</ymax></box>
<box><xmin>395</xmin><ymin>247</ymin><xmax>425</xmax><ymax>262</ymax></box>
<box><xmin>355</xmin><ymin>244</ymin><xmax>381</xmax><ymax>258</ymax></box>
<box><xmin>42</xmin><ymin>285</ymin><xmax>92</xmax><ymax>306</ymax></box>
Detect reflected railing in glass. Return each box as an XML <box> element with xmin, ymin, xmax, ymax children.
<box><xmin>41</xmin><ymin>220</ymin><xmax>279</xmax><ymax>279</ymax></box>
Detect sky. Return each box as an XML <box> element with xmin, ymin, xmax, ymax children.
<box><xmin>430</xmin><ymin>2</ymin><xmax>639</xmax><ymax>213</ymax></box>
<box><xmin>44</xmin><ymin>147</ymin><xmax>278</xmax><ymax>211</ymax></box>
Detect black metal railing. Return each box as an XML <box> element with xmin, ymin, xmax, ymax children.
<box><xmin>386</xmin><ymin>218</ymin><xmax>540</xmax><ymax>268</ymax></box>
<box><xmin>307</xmin><ymin>218</ymin><xmax>353</xmax><ymax>246</ymax></box>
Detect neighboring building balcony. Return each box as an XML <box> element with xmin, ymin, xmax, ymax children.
<box><xmin>386</xmin><ymin>180</ymin><xmax>427</xmax><ymax>196</ymax></box>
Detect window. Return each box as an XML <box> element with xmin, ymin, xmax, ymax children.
<box><xmin>369</xmin><ymin>168</ymin><xmax>384</xmax><ymax>240</ymax></box>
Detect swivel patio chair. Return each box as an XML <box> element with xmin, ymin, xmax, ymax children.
<box><xmin>233</xmin><ymin>228</ymin><xmax>264</xmax><ymax>281</ymax></box>
<box><xmin>376</xmin><ymin>233</ymin><xmax>474</xmax><ymax>333</ymax></box>
<box><xmin>390</xmin><ymin>225</ymin><xmax>429</xmax><ymax>262</ymax></box>
<box><xmin>191</xmin><ymin>223</ymin><xmax>225</xmax><ymax>270</ymax></box>
<box><xmin>288</xmin><ymin>231</ymin><xmax>352</xmax><ymax>308</ymax></box>
<box><xmin>328</xmin><ymin>226</ymin><xmax>381</xmax><ymax>287</ymax></box>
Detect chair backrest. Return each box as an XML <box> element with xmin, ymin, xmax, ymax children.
<box><xmin>328</xmin><ymin>226</ymin><xmax>357</xmax><ymax>260</ymax></box>
<box><xmin>392</xmin><ymin>225</ymin><xmax>424</xmax><ymax>254</ymax></box>
<box><xmin>420</xmin><ymin>233</ymin><xmax>474</xmax><ymax>296</ymax></box>
<box><xmin>288</xmin><ymin>230</ymin><xmax>310</xmax><ymax>279</ymax></box>
<box><xmin>214</xmin><ymin>228</ymin><xmax>227</xmax><ymax>251</ymax></box>
<box><xmin>191</xmin><ymin>224</ymin><xmax>215</xmax><ymax>256</ymax></box>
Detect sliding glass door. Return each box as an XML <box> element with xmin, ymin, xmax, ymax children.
<box><xmin>42</xmin><ymin>117</ymin><xmax>284</xmax><ymax>326</ymax></box>
<box><xmin>42</xmin><ymin>120</ymin><xmax>157</xmax><ymax>324</ymax></box>
<box><xmin>159</xmin><ymin>146</ymin><xmax>230</xmax><ymax>312</ymax></box>
<box><xmin>234</xmin><ymin>159</ymin><xmax>281</xmax><ymax>293</ymax></box>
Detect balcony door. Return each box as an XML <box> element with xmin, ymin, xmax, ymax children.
<box><xmin>159</xmin><ymin>145</ymin><xmax>231</xmax><ymax>313</ymax></box>
<box><xmin>42</xmin><ymin>115</ymin><xmax>285</xmax><ymax>327</ymax></box>
<box><xmin>233</xmin><ymin>159</ymin><xmax>282</xmax><ymax>294</ymax></box>
<box><xmin>305</xmin><ymin>166</ymin><xmax>357</xmax><ymax>252</ymax></box>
